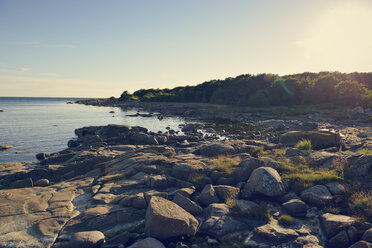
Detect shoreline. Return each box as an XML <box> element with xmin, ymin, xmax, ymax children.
<box><xmin>0</xmin><ymin>100</ymin><xmax>371</xmax><ymax>247</ymax></box>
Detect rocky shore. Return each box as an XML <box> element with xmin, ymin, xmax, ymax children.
<box><xmin>0</xmin><ymin>101</ymin><xmax>371</xmax><ymax>248</ymax></box>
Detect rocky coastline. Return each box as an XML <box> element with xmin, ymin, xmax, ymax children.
<box><xmin>0</xmin><ymin>100</ymin><xmax>371</xmax><ymax>248</ymax></box>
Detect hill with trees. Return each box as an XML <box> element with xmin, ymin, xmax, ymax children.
<box><xmin>120</xmin><ymin>72</ymin><xmax>372</xmax><ymax>108</ymax></box>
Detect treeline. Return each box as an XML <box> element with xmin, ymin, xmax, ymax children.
<box><xmin>119</xmin><ymin>72</ymin><xmax>372</xmax><ymax>108</ymax></box>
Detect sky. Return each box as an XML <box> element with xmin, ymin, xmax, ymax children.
<box><xmin>0</xmin><ymin>0</ymin><xmax>372</xmax><ymax>97</ymax></box>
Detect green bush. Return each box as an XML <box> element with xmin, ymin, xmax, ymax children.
<box><xmin>278</xmin><ymin>215</ymin><xmax>294</xmax><ymax>226</ymax></box>
<box><xmin>295</xmin><ymin>139</ymin><xmax>312</xmax><ymax>151</ymax></box>
<box><xmin>211</xmin><ymin>156</ymin><xmax>241</xmax><ymax>175</ymax></box>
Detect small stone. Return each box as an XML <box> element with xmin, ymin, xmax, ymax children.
<box><xmin>34</xmin><ymin>179</ymin><xmax>50</xmax><ymax>187</ymax></box>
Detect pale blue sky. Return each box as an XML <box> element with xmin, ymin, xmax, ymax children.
<box><xmin>1</xmin><ymin>0</ymin><xmax>371</xmax><ymax>97</ymax></box>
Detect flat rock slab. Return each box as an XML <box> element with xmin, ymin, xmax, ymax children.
<box><xmin>0</xmin><ymin>187</ymin><xmax>77</xmax><ymax>248</ymax></box>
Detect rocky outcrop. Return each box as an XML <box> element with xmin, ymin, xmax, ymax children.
<box><xmin>279</xmin><ymin>130</ymin><xmax>341</xmax><ymax>149</ymax></box>
<box><xmin>145</xmin><ymin>196</ymin><xmax>199</xmax><ymax>239</ymax></box>
<box><xmin>321</xmin><ymin>213</ymin><xmax>356</xmax><ymax>238</ymax></box>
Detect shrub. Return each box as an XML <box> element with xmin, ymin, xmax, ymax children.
<box><xmin>211</xmin><ymin>156</ymin><xmax>241</xmax><ymax>175</ymax></box>
<box><xmin>226</xmin><ymin>199</ymin><xmax>270</xmax><ymax>221</ymax></box>
<box><xmin>357</xmin><ymin>149</ymin><xmax>372</xmax><ymax>155</ymax></box>
<box><xmin>349</xmin><ymin>190</ymin><xmax>372</xmax><ymax>221</ymax></box>
<box><xmin>278</xmin><ymin>215</ymin><xmax>294</xmax><ymax>226</ymax></box>
<box><xmin>252</xmin><ymin>146</ymin><xmax>266</xmax><ymax>157</ymax></box>
<box><xmin>279</xmin><ymin>160</ymin><xmax>343</xmax><ymax>193</ymax></box>
<box><xmin>295</xmin><ymin>139</ymin><xmax>312</xmax><ymax>151</ymax></box>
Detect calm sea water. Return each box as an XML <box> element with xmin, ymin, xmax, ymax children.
<box><xmin>0</xmin><ymin>97</ymin><xmax>190</xmax><ymax>163</ymax></box>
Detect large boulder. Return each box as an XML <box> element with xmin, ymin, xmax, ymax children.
<box><xmin>279</xmin><ymin>130</ymin><xmax>341</xmax><ymax>149</ymax></box>
<box><xmin>98</xmin><ymin>124</ymin><xmax>132</xmax><ymax>139</ymax></box>
<box><xmin>301</xmin><ymin>185</ymin><xmax>333</xmax><ymax>207</ymax></box>
<box><xmin>327</xmin><ymin>230</ymin><xmax>350</xmax><ymax>248</ymax></box>
<box><xmin>145</xmin><ymin>196</ymin><xmax>199</xmax><ymax>239</ymax></box>
<box><xmin>321</xmin><ymin>213</ymin><xmax>356</xmax><ymax>238</ymax></box>
<box><xmin>244</xmin><ymin>167</ymin><xmax>285</xmax><ymax>197</ymax></box>
<box><xmin>194</xmin><ymin>143</ymin><xmax>235</xmax><ymax>157</ymax></box>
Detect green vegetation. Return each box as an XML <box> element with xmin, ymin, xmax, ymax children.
<box><xmin>251</xmin><ymin>146</ymin><xmax>266</xmax><ymax>157</ymax></box>
<box><xmin>295</xmin><ymin>139</ymin><xmax>312</xmax><ymax>151</ymax></box>
<box><xmin>226</xmin><ymin>199</ymin><xmax>270</xmax><ymax>221</ymax></box>
<box><xmin>349</xmin><ymin>190</ymin><xmax>372</xmax><ymax>222</ymax></box>
<box><xmin>278</xmin><ymin>215</ymin><xmax>294</xmax><ymax>226</ymax></box>
<box><xmin>119</xmin><ymin>72</ymin><xmax>372</xmax><ymax>108</ymax></box>
<box><xmin>211</xmin><ymin>156</ymin><xmax>241</xmax><ymax>175</ymax></box>
<box><xmin>278</xmin><ymin>160</ymin><xmax>343</xmax><ymax>193</ymax></box>
<box><xmin>357</xmin><ymin>149</ymin><xmax>372</xmax><ymax>155</ymax></box>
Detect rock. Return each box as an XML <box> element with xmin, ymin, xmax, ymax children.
<box><xmin>285</xmin><ymin>148</ymin><xmax>308</xmax><ymax>157</ymax></box>
<box><xmin>234</xmin><ymin>157</ymin><xmax>266</xmax><ymax>182</ymax></box>
<box><xmin>254</xmin><ymin>221</ymin><xmax>299</xmax><ymax>244</ymax></box>
<box><xmin>279</xmin><ymin>130</ymin><xmax>341</xmax><ymax>149</ymax></box>
<box><xmin>173</xmin><ymin>193</ymin><xmax>203</xmax><ymax>215</ymax></box>
<box><xmin>308</xmin><ymin>151</ymin><xmax>340</xmax><ymax>168</ymax></box>
<box><xmin>105</xmin><ymin>231</ymin><xmax>129</xmax><ymax>246</ymax></box>
<box><xmin>301</xmin><ymin>185</ymin><xmax>333</xmax><ymax>207</ymax></box>
<box><xmin>130</xmin><ymin>237</ymin><xmax>166</xmax><ymax>248</ymax></box>
<box><xmin>213</xmin><ymin>185</ymin><xmax>240</xmax><ymax>202</ymax></box>
<box><xmin>58</xmin><ymin>231</ymin><xmax>105</xmax><ymax>248</ymax></box>
<box><xmin>99</xmin><ymin>124</ymin><xmax>132</xmax><ymax>139</ymax></box>
<box><xmin>326</xmin><ymin>182</ymin><xmax>346</xmax><ymax>195</ymax></box>
<box><xmin>173</xmin><ymin>186</ymin><xmax>196</xmax><ymax>197</ymax></box>
<box><xmin>348</xmin><ymin>226</ymin><xmax>363</xmax><ymax>243</ymax></box>
<box><xmin>182</xmin><ymin>124</ymin><xmax>200</xmax><ymax>133</ymax></box>
<box><xmin>327</xmin><ymin>230</ymin><xmax>350</xmax><ymax>248</ymax></box>
<box><xmin>362</xmin><ymin>228</ymin><xmax>372</xmax><ymax>242</ymax></box>
<box><xmin>67</xmin><ymin>139</ymin><xmax>80</xmax><ymax>148</ymax></box>
<box><xmin>132</xmin><ymin>193</ymin><xmax>147</xmax><ymax>209</ymax></box>
<box><xmin>36</xmin><ymin>152</ymin><xmax>48</xmax><ymax>160</ymax></box>
<box><xmin>349</xmin><ymin>241</ymin><xmax>372</xmax><ymax>248</ymax></box>
<box><xmin>201</xmin><ymin>203</ymin><xmax>248</xmax><ymax>237</ymax></box>
<box><xmin>194</xmin><ymin>143</ymin><xmax>235</xmax><ymax>157</ymax></box>
<box><xmin>345</xmin><ymin>154</ymin><xmax>372</xmax><ymax>177</ymax></box>
<box><xmin>282</xmin><ymin>199</ymin><xmax>307</xmax><ymax>217</ymax></box>
<box><xmin>293</xmin><ymin>235</ymin><xmax>321</xmax><ymax>248</ymax></box>
<box><xmin>0</xmin><ymin>145</ymin><xmax>13</xmax><ymax>151</ymax></box>
<box><xmin>321</xmin><ymin>213</ymin><xmax>356</xmax><ymax>238</ymax></box>
<box><xmin>145</xmin><ymin>196</ymin><xmax>198</xmax><ymax>239</ymax></box>
<box><xmin>130</xmin><ymin>132</ymin><xmax>150</xmax><ymax>145</ymax></box>
<box><xmin>245</xmin><ymin>167</ymin><xmax>285</xmax><ymax>197</ymax></box>
<box><xmin>234</xmin><ymin>200</ymin><xmax>259</xmax><ymax>212</ymax></box>
<box><xmin>10</xmin><ymin>177</ymin><xmax>33</xmax><ymax>188</ymax></box>
<box><xmin>146</xmin><ymin>175</ymin><xmax>168</xmax><ymax>188</ymax></box>
<box><xmin>34</xmin><ymin>179</ymin><xmax>50</xmax><ymax>187</ymax></box>
<box><xmin>172</xmin><ymin>161</ymin><xmax>205</xmax><ymax>179</ymax></box>
<box><xmin>198</xmin><ymin>184</ymin><xmax>220</xmax><ymax>206</ymax></box>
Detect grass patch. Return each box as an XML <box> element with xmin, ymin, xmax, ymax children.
<box><xmin>211</xmin><ymin>156</ymin><xmax>241</xmax><ymax>175</ymax></box>
<box><xmin>295</xmin><ymin>139</ymin><xmax>312</xmax><ymax>151</ymax></box>
<box><xmin>251</xmin><ymin>146</ymin><xmax>266</xmax><ymax>157</ymax></box>
<box><xmin>349</xmin><ymin>190</ymin><xmax>372</xmax><ymax>222</ymax></box>
<box><xmin>226</xmin><ymin>199</ymin><xmax>270</xmax><ymax>221</ymax></box>
<box><xmin>273</xmin><ymin>148</ymin><xmax>288</xmax><ymax>158</ymax></box>
<box><xmin>278</xmin><ymin>215</ymin><xmax>294</xmax><ymax>226</ymax></box>
<box><xmin>357</xmin><ymin>149</ymin><xmax>372</xmax><ymax>155</ymax></box>
<box><xmin>324</xmin><ymin>206</ymin><xmax>341</xmax><ymax>214</ymax></box>
<box><xmin>279</xmin><ymin>160</ymin><xmax>343</xmax><ymax>193</ymax></box>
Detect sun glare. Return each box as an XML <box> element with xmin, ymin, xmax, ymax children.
<box><xmin>295</xmin><ymin>2</ymin><xmax>372</xmax><ymax>70</ymax></box>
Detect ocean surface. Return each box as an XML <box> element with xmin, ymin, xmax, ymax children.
<box><xmin>0</xmin><ymin>97</ymin><xmax>192</xmax><ymax>163</ymax></box>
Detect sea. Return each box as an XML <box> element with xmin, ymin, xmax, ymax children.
<box><xmin>0</xmin><ymin>97</ymin><xmax>191</xmax><ymax>163</ymax></box>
